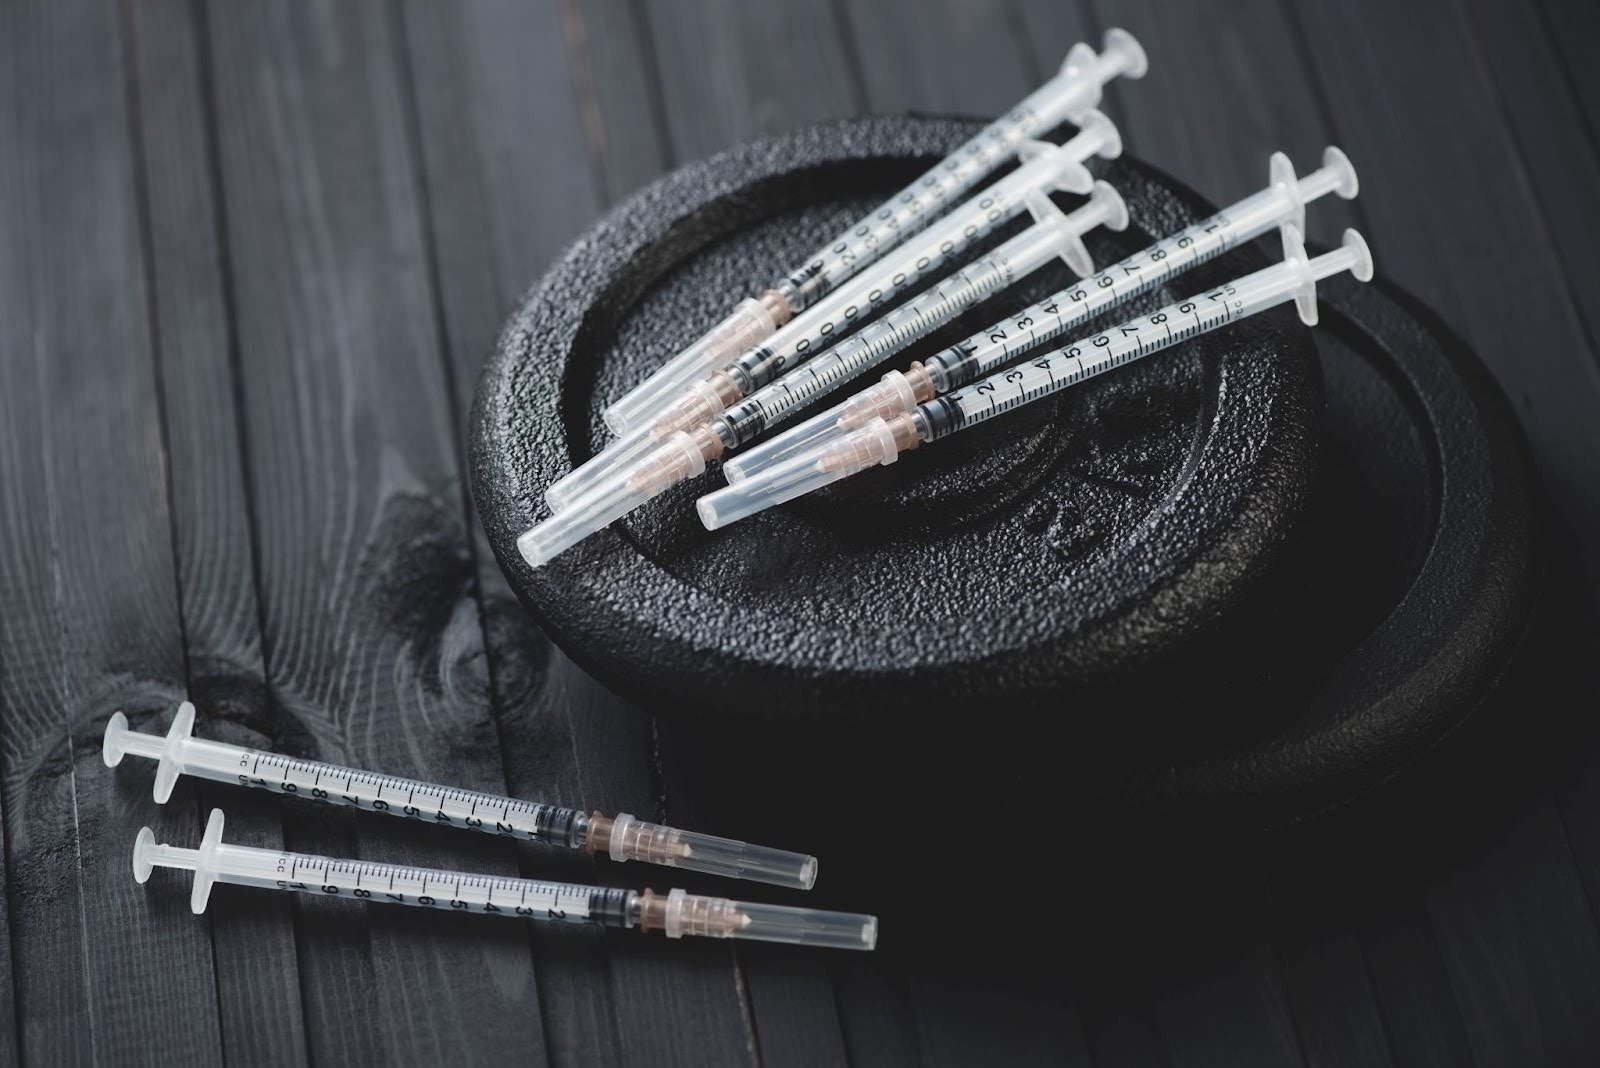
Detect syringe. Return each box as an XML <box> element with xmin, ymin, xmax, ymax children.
<box><xmin>600</xmin><ymin>28</ymin><xmax>1146</xmax><ymax>438</ymax></box>
<box><xmin>720</xmin><ymin>148</ymin><xmax>1358</xmax><ymax>484</ymax></box>
<box><xmin>105</xmin><ymin>703</ymin><xmax>817</xmax><ymax>889</ymax></box>
<box><xmin>518</xmin><ymin>181</ymin><xmax>1129</xmax><ymax>567</ymax></box>
<box><xmin>544</xmin><ymin>111</ymin><xmax>1123</xmax><ymax>515</ymax></box>
<box><xmin>694</xmin><ymin>225</ymin><xmax>1372</xmax><ymax>528</ymax></box>
<box><xmin>136</xmin><ymin>809</ymin><xmax>876</xmax><ymax>951</ymax></box>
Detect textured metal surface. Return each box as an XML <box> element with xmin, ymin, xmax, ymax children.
<box><xmin>471</xmin><ymin>117</ymin><xmax>1322</xmax><ymax>730</ymax></box>
<box><xmin>473</xmin><ymin>116</ymin><xmax>1540</xmax><ymax>830</ymax></box>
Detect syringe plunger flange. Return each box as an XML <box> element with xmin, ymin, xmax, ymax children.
<box><xmin>135</xmin><ymin>807</ymin><xmax>226</xmax><ymax>914</ymax></box>
<box><xmin>1057</xmin><ymin>29</ymin><xmax>1148</xmax><ymax>108</ymax></box>
<box><xmin>104</xmin><ymin>701</ymin><xmax>196</xmax><ymax>804</ymax></box>
<box><xmin>1095</xmin><ymin>28</ymin><xmax>1149</xmax><ymax>81</ymax></box>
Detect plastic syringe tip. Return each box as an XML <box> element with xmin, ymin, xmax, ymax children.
<box><xmin>699</xmin><ymin>415</ymin><xmax>913</xmax><ymax>531</ymax></box>
<box><xmin>523</xmin><ymin>430</ymin><xmax>714</xmax><ymax>566</ymax></box>
<box><xmin>550</xmin><ymin>379</ymin><xmax>733</xmax><ymax>512</ymax></box>
<box><xmin>545</xmin><ymin>421</ymin><xmax>658</xmax><ymax>513</ymax></box>
<box><xmin>602</xmin><ymin>297</ymin><xmax>783</xmax><ymax>436</ymax></box>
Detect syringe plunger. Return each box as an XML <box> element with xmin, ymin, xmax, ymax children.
<box><xmin>721</xmin><ymin>146</ymin><xmax>1360</xmax><ymax>487</ymax></box>
<box><xmin>595</xmin><ymin>29</ymin><xmax>1145</xmax><ymax>442</ymax></box>
<box><xmin>106</xmin><ymin>704</ymin><xmax>818</xmax><ymax>889</ymax></box>
<box><xmin>700</xmin><ymin>224</ymin><xmax>1375</xmax><ymax>529</ymax></box>
<box><xmin>136</xmin><ymin>810</ymin><xmax>873</xmax><ymax>950</ymax></box>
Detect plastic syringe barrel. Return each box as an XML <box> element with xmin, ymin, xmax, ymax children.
<box><xmin>709</xmin><ymin>181</ymin><xmax>1127</xmax><ymax>453</ymax></box>
<box><xmin>597</xmin><ymin>29</ymin><xmax>1146</xmax><ymax>436</ymax></box>
<box><xmin>135</xmin><ymin>810</ymin><xmax>876</xmax><ymax>950</ymax></box>
<box><xmin>921</xmin><ymin>226</ymin><xmax>1374</xmax><ymax>440</ymax></box>
<box><xmin>721</xmin><ymin>147</ymin><xmax>1358</xmax><ymax>483</ymax></box>
<box><xmin>544</xmin><ymin>114</ymin><xmax>1119</xmax><ymax>514</ymax></box>
<box><xmin>697</xmin><ymin>226</ymin><xmax>1374</xmax><ymax>528</ymax></box>
<box><xmin>769</xmin><ymin>31</ymin><xmax>1141</xmax><ymax>317</ymax></box>
<box><xmin>105</xmin><ymin>704</ymin><xmax>818</xmax><ymax>889</ymax></box>
<box><xmin>721</xmin><ymin>114</ymin><xmax>1116</xmax><ymax>393</ymax></box>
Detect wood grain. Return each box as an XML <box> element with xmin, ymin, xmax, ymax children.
<box><xmin>2</xmin><ymin>0</ymin><xmax>1600</xmax><ymax>1063</ymax></box>
<box><xmin>643</xmin><ymin>0</ymin><xmax>861</xmax><ymax>159</ymax></box>
<box><xmin>0</xmin><ymin>0</ymin><xmax>224</xmax><ymax>1060</ymax></box>
<box><xmin>122</xmin><ymin>0</ymin><xmax>309</xmax><ymax>1060</ymax></box>
<box><xmin>1081</xmin><ymin>0</ymin><xmax>1361</xmax><ymax>245</ymax></box>
<box><xmin>199</xmin><ymin>0</ymin><xmax>546</xmax><ymax>1059</ymax></box>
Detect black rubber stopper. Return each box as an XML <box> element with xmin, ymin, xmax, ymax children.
<box><xmin>471</xmin><ymin>117</ymin><xmax>1540</xmax><ymax>830</ymax></box>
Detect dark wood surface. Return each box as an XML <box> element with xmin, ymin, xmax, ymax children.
<box><xmin>2</xmin><ymin>0</ymin><xmax>1598</xmax><ymax>1063</ymax></box>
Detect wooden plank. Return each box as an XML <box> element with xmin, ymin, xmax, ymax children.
<box><xmin>1423</xmin><ymin>789</ymin><xmax>1600</xmax><ymax>1065</ymax></box>
<box><xmin>492</xmin><ymin>648</ymin><xmax>655</xmax><ymax>1065</ymax></box>
<box><xmin>1038</xmin><ymin>6</ymin><xmax>1369</xmax><ymax>1064</ymax></box>
<box><xmin>1069</xmin><ymin>937</ymin><xmax>1173</xmax><ymax>1068</ymax></box>
<box><xmin>1452</xmin><ymin>0</ymin><xmax>1600</xmax><ymax>1028</ymax></box>
<box><xmin>1288</xmin><ymin>0</ymin><xmax>1600</xmax><ymax>551</ymax></box>
<box><xmin>1459</xmin><ymin>0</ymin><xmax>1600</xmax><ymax>376</ymax></box>
<box><xmin>1355</xmin><ymin>889</ymin><xmax>1476</xmax><ymax>1068</ymax></box>
<box><xmin>559</xmin><ymin>0</ymin><xmax>673</xmax><ymax>203</ymax></box>
<box><xmin>838</xmin><ymin>0</ymin><xmax>1034</xmax><ymax>117</ymax></box>
<box><xmin>570</xmin><ymin>3</ymin><xmax>866</xmax><ymax>1061</ymax></box>
<box><xmin>1286</xmin><ymin>9</ymin><xmax>1600</xmax><ymax>1060</ymax></box>
<box><xmin>0</xmin><ymin>0</ymin><xmax>226</xmax><ymax>1060</ymax></box>
<box><xmin>0</xmin><ymin>806</ymin><xmax>12</xmax><ymax>1061</ymax></box>
<box><xmin>1264</xmin><ymin>846</ymin><xmax>1396</xmax><ymax>1068</ymax></box>
<box><xmin>1079</xmin><ymin>0</ymin><xmax>1358</xmax><ymax>244</ymax></box>
<box><xmin>199</xmin><ymin>0</ymin><xmax>547</xmax><ymax>1059</ymax></box>
<box><xmin>1010</xmin><ymin>1</ymin><xmax>1127</xmax><ymax>131</ymax></box>
<box><xmin>122</xmin><ymin>0</ymin><xmax>309</xmax><ymax>1059</ymax></box>
<box><xmin>0</xmin><ymin>4</ymin><xmax>20</xmax><ymax>1048</ymax></box>
<box><xmin>643</xmin><ymin>0</ymin><xmax>861</xmax><ymax>160</ymax></box>
<box><xmin>595</xmin><ymin>727</ymin><xmax>761</xmax><ymax>1067</ymax></box>
<box><xmin>403</xmin><ymin>0</ymin><xmax>787</xmax><ymax>1056</ymax></box>
<box><xmin>399</xmin><ymin>0</ymin><xmax>603</xmax><ymax>396</ymax></box>
<box><xmin>1536</xmin><ymin>0</ymin><xmax>1600</xmax><ymax>138</ymax></box>
<box><xmin>398</xmin><ymin>0</ymin><xmax>687</xmax><ymax>1061</ymax></box>
<box><xmin>833</xmin><ymin>954</ymin><xmax>923</xmax><ymax>1065</ymax></box>
<box><xmin>820</xmin><ymin>7</ymin><xmax>1097</xmax><ymax>1057</ymax></box>
<box><xmin>903</xmin><ymin>939</ymin><xmax>1092</xmax><ymax>1068</ymax></box>
<box><xmin>1131</xmin><ymin>864</ymin><xmax>1305</xmax><ymax>1068</ymax></box>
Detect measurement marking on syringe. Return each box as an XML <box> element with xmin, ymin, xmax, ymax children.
<box><xmin>110</xmin><ymin>705</ymin><xmax>819</xmax><ymax>888</ymax></box>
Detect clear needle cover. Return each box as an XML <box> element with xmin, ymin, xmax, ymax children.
<box><xmin>593</xmin><ymin>813</ymin><xmax>818</xmax><ymax>890</ymax></box>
